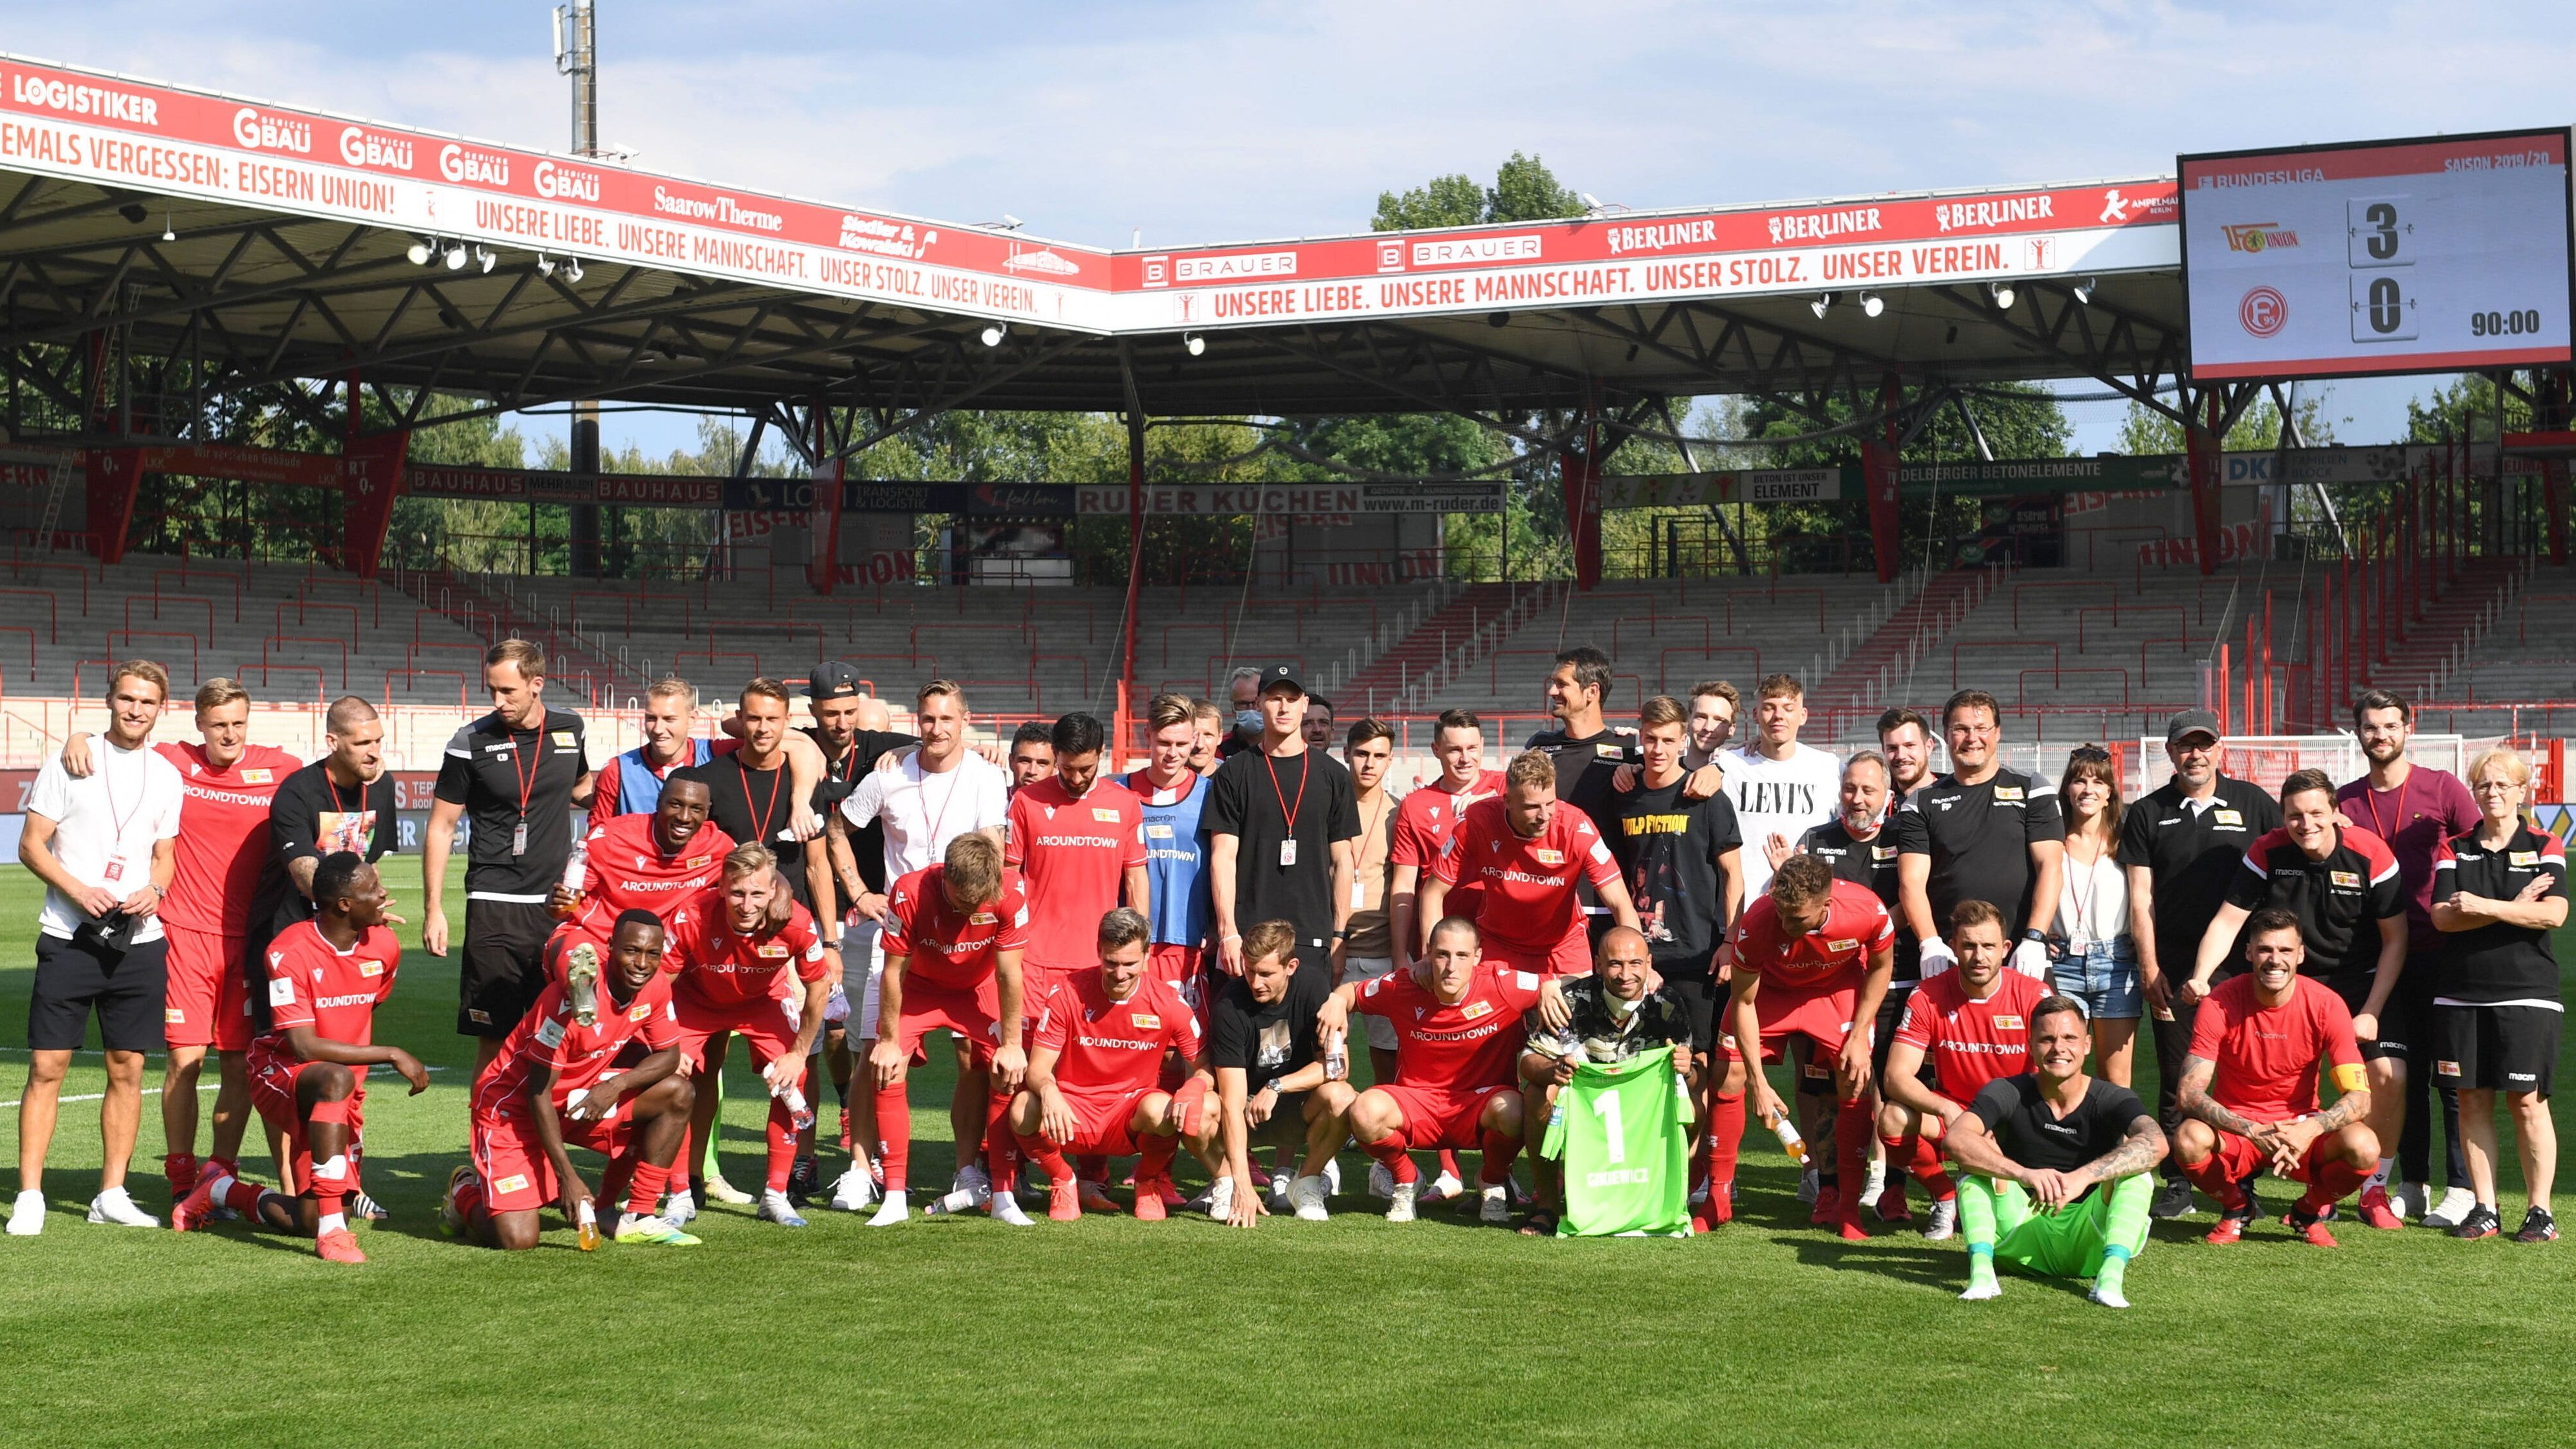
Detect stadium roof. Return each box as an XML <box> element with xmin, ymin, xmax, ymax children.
<box><xmin>0</xmin><ymin>52</ymin><xmax>2194</xmax><ymax>450</ymax></box>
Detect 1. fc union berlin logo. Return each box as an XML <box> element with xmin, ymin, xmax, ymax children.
<box><xmin>2239</xmin><ymin>286</ymin><xmax>2287</xmax><ymax>338</ymax></box>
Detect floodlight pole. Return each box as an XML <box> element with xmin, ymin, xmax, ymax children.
<box><xmin>561</xmin><ymin>0</ymin><xmax>602</xmax><ymax>578</ymax></box>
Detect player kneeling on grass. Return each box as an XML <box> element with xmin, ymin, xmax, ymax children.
<box><xmin>1009</xmin><ymin>908</ymin><xmax>1218</xmax><ymax>1221</ymax></box>
<box><xmin>177</xmin><ymin>853</ymin><xmax>425</xmax><ymax>1264</ymax></box>
<box><xmin>1213</xmin><ymin>919</ymin><xmax>1353</xmax><ymax>1227</ymax></box>
<box><xmin>1946</xmin><ymin>994</ymin><xmax>2166</xmax><ymax>1307</ymax></box>
<box><xmin>448</xmin><ymin>911</ymin><xmax>700</xmax><ymax>1249</ymax></box>
<box><xmin>1877</xmin><ymin>900</ymin><xmax>2049</xmax><ymax>1243</ymax></box>
<box><xmin>1317</xmin><ymin>917</ymin><xmax>1569</xmax><ymax>1226</ymax></box>
<box><xmin>1519</xmin><ymin>926</ymin><xmax>1694</xmax><ymax>1237</ymax></box>
<box><xmin>2172</xmin><ymin>908</ymin><xmax>2378</xmax><ymax>1247</ymax></box>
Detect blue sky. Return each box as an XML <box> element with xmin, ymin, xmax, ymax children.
<box><xmin>12</xmin><ymin>1</ymin><xmax>2568</xmax><ymax>457</ymax></box>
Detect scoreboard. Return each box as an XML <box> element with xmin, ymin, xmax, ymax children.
<box><xmin>2180</xmin><ymin>129</ymin><xmax>2573</xmax><ymax>381</ymax></box>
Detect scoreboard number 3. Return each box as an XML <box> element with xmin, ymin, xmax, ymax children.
<box><xmin>2347</xmin><ymin>197</ymin><xmax>2418</xmax><ymax>343</ymax></box>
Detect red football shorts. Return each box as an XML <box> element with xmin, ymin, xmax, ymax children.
<box><xmin>1721</xmin><ymin>983</ymin><xmax>1860</xmax><ymax>1063</ymax></box>
<box><xmin>163</xmin><ymin>925</ymin><xmax>248</xmax><ymax>1052</ymax></box>
<box><xmin>1371</xmin><ymin>1082</ymin><xmax>1512</xmax><ymax>1151</ymax></box>
<box><xmin>1481</xmin><ymin>931</ymin><xmax>1592</xmax><ymax>978</ymax></box>
<box><xmin>1147</xmin><ymin>942</ymin><xmax>1202</xmax><ymax>985</ymax></box>
<box><xmin>1050</xmin><ymin>1085</ymin><xmax>1158</xmax><ymax>1156</ymax></box>
<box><xmin>2201</xmin><ymin>1124</ymin><xmax>2340</xmax><ymax>1186</ymax></box>
<box><xmin>894</xmin><ymin>978</ymin><xmax>999</xmax><ymax>1070</ymax></box>
<box><xmin>673</xmin><ymin>992</ymin><xmax>805</xmax><ymax>1083</ymax></box>
<box><xmin>470</xmin><ymin>1104</ymin><xmax>633</xmax><ymax>1214</ymax></box>
<box><xmin>247</xmin><ymin>1049</ymin><xmax>369</xmax><ymax>1195</ymax></box>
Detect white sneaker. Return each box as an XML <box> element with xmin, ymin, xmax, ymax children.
<box><xmin>2088</xmin><ymin>1281</ymin><xmax>2131</xmax><ymax>1309</ymax></box>
<box><xmin>828</xmin><ymin>1168</ymin><xmax>879</xmax><ymax>1213</ymax></box>
<box><xmin>2423</xmin><ymin>1186</ymin><xmax>2479</xmax><ymax>1230</ymax></box>
<box><xmin>952</xmin><ymin>1161</ymin><xmax>991</xmax><ymax>1197</ymax></box>
<box><xmin>6</xmin><ymin>1190</ymin><xmax>43</xmax><ymax>1236</ymax></box>
<box><xmin>1385</xmin><ymin>1180</ymin><xmax>1418</xmax><ymax>1223</ymax></box>
<box><xmin>1203</xmin><ymin>1176</ymin><xmax>1236</xmax><ymax>1221</ymax></box>
<box><xmin>1322</xmin><ymin>1158</ymin><xmax>1342</xmax><ymax>1197</ymax></box>
<box><xmin>1922</xmin><ymin>1197</ymin><xmax>1958</xmax><ymax>1241</ymax></box>
<box><xmin>1421</xmin><ymin>1170</ymin><xmax>1464</xmax><ymax>1204</ymax></box>
<box><xmin>664</xmin><ymin>1189</ymin><xmax>698</xmax><ymax>1226</ymax></box>
<box><xmin>87</xmin><ymin>1186</ymin><xmax>158</xmax><ymax>1228</ymax></box>
<box><xmin>1291</xmin><ymin>1175</ymin><xmax>1331</xmax><ymax>1221</ymax></box>
<box><xmin>989</xmin><ymin>1193</ymin><xmax>1035</xmax><ymax>1226</ymax></box>
<box><xmin>703</xmin><ymin>1173</ymin><xmax>754</xmax><ymax>1206</ymax></box>
<box><xmin>1959</xmin><ymin>1278</ymin><xmax>2001</xmax><ymax>1302</ymax></box>
<box><xmin>1367</xmin><ymin>1160</ymin><xmax>1396</xmax><ymax>1200</ymax></box>
<box><xmin>1798</xmin><ymin>1164</ymin><xmax>1820</xmax><ymax>1204</ymax></box>
<box><xmin>756</xmin><ymin>1190</ymin><xmax>809</xmax><ymax>1227</ymax></box>
<box><xmin>1479</xmin><ymin>1184</ymin><xmax>1511</xmax><ymax>1225</ymax></box>
<box><xmin>2393</xmin><ymin>1181</ymin><xmax>2429</xmax><ymax>1221</ymax></box>
<box><xmin>866</xmin><ymin>1188</ymin><xmax>910</xmax><ymax>1226</ymax></box>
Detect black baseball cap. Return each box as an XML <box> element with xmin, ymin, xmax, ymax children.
<box><xmin>2164</xmin><ymin>708</ymin><xmax>2221</xmax><ymax>748</ymax></box>
<box><xmin>807</xmin><ymin>662</ymin><xmax>866</xmax><ymax>699</ymax></box>
<box><xmin>1259</xmin><ymin>662</ymin><xmax>1306</xmax><ymax>697</ymax></box>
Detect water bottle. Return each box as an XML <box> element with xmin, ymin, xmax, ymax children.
<box><xmin>576</xmin><ymin>1198</ymin><xmax>599</xmax><ymax>1252</ymax></box>
<box><xmin>924</xmin><ymin>1184</ymin><xmax>991</xmax><ymax>1215</ymax></box>
<box><xmin>780</xmin><ymin>1084</ymin><xmax>815</xmax><ymax>1134</ymax></box>
<box><xmin>1324</xmin><ymin>1029</ymin><xmax>1348</xmax><ymax>1082</ymax></box>
<box><xmin>553</xmin><ymin>840</ymin><xmax>588</xmax><ymax>921</ymax></box>
<box><xmin>1763</xmin><ymin>1104</ymin><xmax>1808</xmax><ymax>1164</ymax></box>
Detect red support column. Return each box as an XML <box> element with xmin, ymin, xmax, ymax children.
<box><xmin>82</xmin><ymin>448</ymin><xmax>143</xmax><ymax>563</ymax></box>
<box><xmin>2186</xmin><ymin>391</ymin><xmax>2223</xmax><ymax>577</ymax></box>
<box><xmin>1561</xmin><ymin>402</ymin><xmax>1605</xmax><ymax>592</ymax></box>
<box><xmin>1862</xmin><ymin>373</ymin><xmax>1904</xmax><ymax>583</ymax></box>
<box><xmin>1115</xmin><ymin>408</ymin><xmax>1147</xmax><ymax>770</ymax></box>
<box><xmin>340</xmin><ymin>430</ymin><xmax>410</xmax><ymax>579</ymax></box>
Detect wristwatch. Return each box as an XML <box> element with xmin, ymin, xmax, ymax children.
<box><xmin>2021</xmin><ymin>928</ymin><xmax>2047</xmax><ymax>944</ymax></box>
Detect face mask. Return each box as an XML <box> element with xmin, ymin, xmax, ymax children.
<box><xmin>1235</xmin><ymin>708</ymin><xmax>1262</xmax><ymax>735</ymax></box>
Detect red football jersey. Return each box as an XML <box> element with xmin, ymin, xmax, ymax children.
<box><xmin>663</xmin><ymin>888</ymin><xmax>828</xmax><ymax>1011</ymax></box>
<box><xmin>160</xmin><ymin>741</ymin><xmax>299</xmax><ymax>937</ymax></box>
<box><xmin>1005</xmin><ymin>775</ymin><xmax>1146</xmax><ymax>972</ymax></box>
<box><xmin>1429</xmin><ymin>796</ymin><xmax>1620</xmax><ymax>950</ymax></box>
<box><xmin>1391</xmin><ymin>770</ymin><xmax>1507</xmax><ymax>919</ymax></box>
<box><xmin>1033</xmin><ymin>970</ymin><xmax>1202</xmax><ymax>1096</ymax></box>
<box><xmin>573</xmin><ymin>814</ymin><xmax>737</xmax><ymax>925</ymax></box>
<box><xmin>1894</xmin><ymin>967</ymin><xmax>2048</xmax><ymax>1102</ymax></box>
<box><xmin>2187</xmin><ymin>973</ymin><xmax>2364</xmax><ymax>1124</ymax></box>
<box><xmin>256</xmin><ymin>919</ymin><xmax>401</xmax><ymax>1048</ymax></box>
<box><xmin>474</xmin><ymin>939</ymin><xmax>682</xmax><ymax>1117</ymax></box>
<box><xmin>883</xmin><ymin>865</ymin><xmax>1029</xmax><ymax>991</ymax></box>
<box><xmin>1730</xmin><ymin>880</ymin><xmax>1895</xmax><ymax>995</ymax></box>
<box><xmin>1354</xmin><ymin>959</ymin><xmax>1544</xmax><ymax>1091</ymax></box>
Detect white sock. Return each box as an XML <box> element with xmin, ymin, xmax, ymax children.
<box><xmin>2365</xmin><ymin>1157</ymin><xmax>2394</xmax><ymax>1191</ymax></box>
<box><xmin>317</xmin><ymin>1212</ymin><xmax>347</xmax><ymax>1234</ymax></box>
<box><xmin>203</xmin><ymin>1172</ymin><xmax>236</xmax><ymax>1200</ymax></box>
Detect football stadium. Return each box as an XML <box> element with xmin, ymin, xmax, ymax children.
<box><xmin>1</xmin><ymin>6</ymin><xmax>2574</xmax><ymax>1444</ymax></box>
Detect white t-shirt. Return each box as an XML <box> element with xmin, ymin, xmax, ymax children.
<box><xmin>839</xmin><ymin>749</ymin><xmax>1009</xmax><ymax>882</ymax></box>
<box><xmin>1722</xmin><ymin>740</ymin><xmax>1843</xmax><ymax>898</ymax></box>
<box><xmin>2055</xmin><ymin>840</ymin><xmax>2130</xmax><ymax>950</ymax></box>
<box><xmin>28</xmin><ymin>741</ymin><xmax>186</xmax><ymax>943</ymax></box>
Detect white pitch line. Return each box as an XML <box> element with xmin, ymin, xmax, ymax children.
<box><xmin>0</xmin><ymin>1047</ymin><xmax>446</xmax><ymax>1071</ymax></box>
<box><xmin>0</xmin><ymin>1084</ymin><xmax>217</xmax><ymax>1109</ymax></box>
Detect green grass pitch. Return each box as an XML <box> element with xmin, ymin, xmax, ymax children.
<box><xmin>0</xmin><ymin>856</ymin><xmax>2571</xmax><ymax>1446</ymax></box>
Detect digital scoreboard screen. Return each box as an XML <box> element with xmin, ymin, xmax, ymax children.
<box><xmin>2180</xmin><ymin>129</ymin><xmax>2573</xmax><ymax>381</ymax></box>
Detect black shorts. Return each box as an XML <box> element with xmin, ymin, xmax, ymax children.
<box><xmin>458</xmin><ymin>897</ymin><xmax>556</xmax><ymax>1038</ymax></box>
<box><xmin>29</xmin><ymin>932</ymin><xmax>168</xmax><ymax>1053</ymax></box>
<box><xmin>1870</xmin><ymin>983</ymin><xmax>1921</xmax><ymax>1082</ymax></box>
<box><xmin>2326</xmin><ymin>975</ymin><xmax>2408</xmax><ymax>1063</ymax></box>
<box><xmin>2436</xmin><ymin>1002</ymin><xmax>2560</xmax><ymax>1096</ymax></box>
<box><xmin>1663</xmin><ymin>973</ymin><xmax>1726</xmax><ymax>1054</ymax></box>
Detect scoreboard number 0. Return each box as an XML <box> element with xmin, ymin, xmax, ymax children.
<box><xmin>2349</xmin><ymin>272</ymin><xmax>2419</xmax><ymax>342</ymax></box>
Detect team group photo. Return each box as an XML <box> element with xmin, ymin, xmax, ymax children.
<box><xmin>2</xmin><ymin>2</ymin><xmax>2573</xmax><ymax>1444</ymax></box>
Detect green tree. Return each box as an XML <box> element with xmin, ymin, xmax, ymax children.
<box><xmin>1372</xmin><ymin>151</ymin><xmax>1583</xmax><ymax>232</ymax></box>
<box><xmin>2114</xmin><ymin>390</ymin><xmax>2339</xmax><ymax>453</ymax></box>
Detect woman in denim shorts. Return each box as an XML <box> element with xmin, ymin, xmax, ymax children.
<box><xmin>2050</xmin><ymin>745</ymin><xmax>2141</xmax><ymax>1084</ymax></box>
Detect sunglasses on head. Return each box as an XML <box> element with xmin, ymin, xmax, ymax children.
<box><xmin>2068</xmin><ymin>744</ymin><xmax>2112</xmax><ymax>764</ymax></box>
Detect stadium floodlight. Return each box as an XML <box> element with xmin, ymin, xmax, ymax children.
<box><xmin>1810</xmin><ymin>292</ymin><xmax>1834</xmax><ymax>319</ymax></box>
<box><xmin>1000</xmin><ymin>214</ymin><xmax>1024</xmax><ymax>230</ymax></box>
<box><xmin>535</xmin><ymin>252</ymin><xmax>556</xmax><ymax>277</ymax></box>
<box><xmin>1183</xmin><ymin>332</ymin><xmax>1205</xmax><ymax>356</ymax></box>
<box><xmin>1988</xmin><ymin>281</ymin><xmax>2016</xmax><ymax>310</ymax></box>
<box><xmin>1859</xmin><ymin>291</ymin><xmax>1885</xmax><ymax>318</ymax></box>
<box><xmin>117</xmin><ymin>202</ymin><xmax>148</xmax><ymax>224</ymax></box>
<box><xmin>162</xmin><ymin>215</ymin><xmax>175</xmax><ymax>243</ymax></box>
<box><xmin>473</xmin><ymin>245</ymin><xmax>497</xmax><ymax>274</ymax></box>
<box><xmin>2071</xmin><ymin>277</ymin><xmax>2097</xmax><ymax>305</ymax></box>
<box><xmin>980</xmin><ymin>321</ymin><xmax>1007</xmax><ymax>347</ymax></box>
<box><xmin>444</xmin><ymin>241</ymin><xmax>468</xmax><ymax>270</ymax></box>
<box><xmin>564</xmin><ymin>257</ymin><xmax>584</xmax><ymax>283</ymax></box>
<box><xmin>406</xmin><ymin>237</ymin><xmax>435</xmax><ymax>266</ymax></box>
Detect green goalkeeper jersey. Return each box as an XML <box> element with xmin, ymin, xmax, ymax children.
<box><xmin>1541</xmin><ymin>1045</ymin><xmax>1693</xmax><ymax>1237</ymax></box>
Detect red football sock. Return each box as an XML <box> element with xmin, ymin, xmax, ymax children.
<box><xmin>452</xmin><ymin>1174</ymin><xmax>486</xmax><ymax>1221</ymax></box>
<box><xmin>1016</xmin><ymin>1131</ymin><xmax>1072</xmax><ymax>1183</ymax></box>
<box><xmin>1834</xmin><ymin>1098</ymin><xmax>1870</xmax><ymax>1233</ymax></box>
<box><xmin>1438</xmin><ymin>1149</ymin><xmax>1464</xmax><ymax>1181</ymax></box>
<box><xmin>1137</xmin><ymin>1132</ymin><xmax>1180</xmax><ymax>1184</ymax></box>
<box><xmin>1477</xmin><ymin>1126</ymin><xmax>1523</xmax><ymax>1188</ymax></box>
<box><xmin>1707</xmin><ymin>1089</ymin><xmax>1746</xmax><ymax>1193</ymax></box>
<box><xmin>984</xmin><ymin>1094</ymin><xmax>1015</xmax><ymax>1193</ymax></box>
<box><xmin>873</xmin><ymin>1076</ymin><xmax>912</xmax><ymax>1192</ymax></box>
<box><xmin>163</xmin><ymin>1151</ymin><xmax>199</xmax><ymax>1193</ymax></box>
<box><xmin>764</xmin><ymin>1097</ymin><xmax>796</xmax><ymax>1193</ymax></box>
<box><xmin>598</xmin><ymin>1157</ymin><xmax>633</xmax><ymax>1211</ymax></box>
<box><xmin>1882</xmin><ymin>1130</ymin><xmax>1954</xmax><ymax>1199</ymax></box>
<box><xmin>2179</xmin><ymin>1153</ymin><xmax>2244</xmax><ymax>1212</ymax></box>
<box><xmin>1074</xmin><ymin>1153</ymin><xmax>1110</xmax><ymax>1182</ymax></box>
<box><xmin>1363</xmin><ymin>1135</ymin><xmax>1418</xmax><ymax>1184</ymax></box>
<box><xmin>2300</xmin><ymin>1156</ymin><xmax>2368</xmax><ymax>1214</ymax></box>
<box><xmin>626</xmin><ymin>1160</ymin><xmax>670</xmax><ymax>1219</ymax></box>
<box><xmin>219</xmin><ymin>1176</ymin><xmax>267</xmax><ymax>1216</ymax></box>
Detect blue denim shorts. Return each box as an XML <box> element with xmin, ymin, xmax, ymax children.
<box><xmin>2049</xmin><ymin>938</ymin><xmax>2142</xmax><ymax>1021</ymax></box>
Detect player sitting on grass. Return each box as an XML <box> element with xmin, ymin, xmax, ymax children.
<box><xmin>1009</xmin><ymin>908</ymin><xmax>1218</xmax><ymax>1221</ymax></box>
<box><xmin>2173</xmin><ymin>908</ymin><xmax>2379</xmax><ymax>1247</ymax></box>
<box><xmin>176</xmin><ymin>853</ymin><xmax>426</xmax><ymax>1264</ymax></box>
<box><xmin>448</xmin><ymin>911</ymin><xmax>700</xmax><ymax>1249</ymax></box>
<box><xmin>1317</xmin><ymin>916</ymin><xmax>1567</xmax><ymax>1226</ymax></box>
<box><xmin>1945</xmin><ymin>994</ymin><xmax>2166</xmax><ymax>1308</ymax></box>
<box><xmin>1877</xmin><ymin>899</ymin><xmax>2049</xmax><ymax>1242</ymax></box>
<box><xmin>1518</xmin><ymin>925</ymin><xmax>1694</xmax><ymax>1236</ymax></box>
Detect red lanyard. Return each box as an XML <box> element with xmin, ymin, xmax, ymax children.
<box><xmin>739</xmin><ymin>757</ymin><xmax>784</xmax><ymax>840</ymax></box>
<box><xmin>326</xmin><ymin>766</ymin><xmax>357</xmax><ymax>816</ymax></box>
<box><xmin>2362</xmin><ymin>774</ymin><xmax>2410</xmax><ymax>843</ymax></box>
<box><xmin>505</xmin><ymin>723</ymin><xmax>542</xmax><ymax>823</ymax></box>
<box><xmin>1262</xmin><ymin>750</ymin><xmax>1310</xmax><ymax>835</ymax></box>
